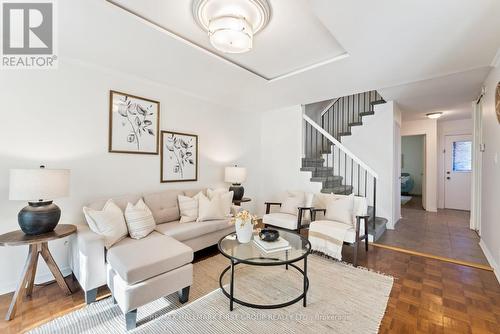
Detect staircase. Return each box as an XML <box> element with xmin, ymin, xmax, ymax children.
<box><xmin>301</xmin><ymin>90</ymin><xmax>388</xmax><ymax>241</ymax></box>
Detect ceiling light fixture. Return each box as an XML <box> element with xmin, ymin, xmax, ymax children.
<box><xmin>192</xmin><ymin>0</ymin><xmax>271</xmax><ymax>54</ymax></box>
<box><xmin>426</xmin><ymin>112</ymin><xmax>443</xmax><ymax>119</ymax></box>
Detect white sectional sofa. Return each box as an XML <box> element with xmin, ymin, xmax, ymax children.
<box><xmin>69</xmin><ymin>188</ymin><xmax>236</xmax><ymax>306</ymax></box>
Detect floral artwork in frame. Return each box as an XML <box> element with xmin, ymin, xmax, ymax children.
<box><xmin>109</xmin><ymin>90</ymin><xmax>160</xmax><ymax>154</ymax></box>
<box><xmin>161</xmin><ymin>131</ymin><xmax>198</xmax><ymax>182</ymax></box>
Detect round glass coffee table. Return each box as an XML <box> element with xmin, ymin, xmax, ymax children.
<box><xmin>218</xmin><ymin>229</ymin><xmax>311</xmax><ymax>311</ymax></box>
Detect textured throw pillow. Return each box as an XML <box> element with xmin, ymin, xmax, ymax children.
<box><xmin>280</xmin><ymin>196</ymin><xmax>304</xmax><ymax>215</ymax></box>
<box><xmin>124</xmin><ymin>199</ymin><xmax>156</xmax><ymax>239</ymax></box>
<box><xmin>178</xmin><ymin>192</ymin><xmax>202</xmax><ymax>223</ymax></box>
<box><xmin>197</xmin><ymin>193</ymin><xmax>226</xmax><ymax>222</ymax></box>
<box><xmin>324</xmin><ymin>194</ymin><xmax>354</xmax><ymax>225</ymax></box>
<box><xmin>207</xmin><ymin>188</ymin><xmax>234</xmax><ymax>216</ymax></box>
<box><xmin>83</xmin><ymin>199</ymin><xmax>128</xmax><ymax>248</ymax></box>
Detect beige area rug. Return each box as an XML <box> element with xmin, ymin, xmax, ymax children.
<box><xmin>29</xmin><ymin>254</ymin><xmax>393</xmax><ymax>334</ymax></box>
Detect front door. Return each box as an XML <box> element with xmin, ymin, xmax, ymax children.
<box><xmin>444</xmin><ymin>134</ymin><xmax>472</xmax><ymax>210</ymax></box>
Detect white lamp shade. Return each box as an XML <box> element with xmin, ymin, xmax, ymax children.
<box><xmin>9</xmin><ymin>168</ymin><xmax>70</xmax><ymax>201</ymax></box>
<box><xmin>225</xmin><ymin>166</ymin><xmax>247</xmax><ymax>184</ymax></box>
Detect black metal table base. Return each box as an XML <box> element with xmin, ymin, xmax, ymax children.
<box><xmin>218</xmin><ymin>257</ymin><xmax>309</xmax><ymax>311</ymax></box>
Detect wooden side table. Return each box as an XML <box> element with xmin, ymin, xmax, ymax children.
<box><xmin>0</xmin><ymin>224</ymin><xmax>76</xmax><ymax>320</ymax></box>
<box><xmin>232</xmin><ymin>197</ymin><xmax>251</xmax><ymax>206</ymax></box>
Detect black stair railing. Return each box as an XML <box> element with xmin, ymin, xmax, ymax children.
<box><xmin>320</xmin><ymin>90</ymin><xmax>384</xmax><ymax>142</ymax></box>
<box><xmin>303</xmin><ymin>114</ymin><xmax>378</xmax><ymax>226</ymax></box>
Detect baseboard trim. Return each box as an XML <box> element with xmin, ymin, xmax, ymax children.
<box><xmin>0</xmin><ymin>266</ymin><xmax>72</xmax><ymax>296</ymax></box>
<box><xmin>479</xmin><ymin>240</ymin><xmax>500</xmax><ymax>282</ymax></box>
<box><xmin>372</xmin><ymin>243</ymin><xmax>493</xmax><ymax>272</ymax></box>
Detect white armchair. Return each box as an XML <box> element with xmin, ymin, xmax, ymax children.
<box><xmin>262</xmin><ymin>202</ymin><xmax>313</xmax><ymax>232</ymax></box>
<box><xmin>309</xmin><ymin>195</ymin><xmax>370</xmax><ymax>267</ymax></box>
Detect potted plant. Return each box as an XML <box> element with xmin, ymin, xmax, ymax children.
<box><xmin>231</xmin><ymin>210</ymin><xmax>258</xmax><ymax>243</ymax></box>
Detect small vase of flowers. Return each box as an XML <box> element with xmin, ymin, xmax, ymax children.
<box><xmin>231</xmin><ymin>210</ymin><xmax>258</xmax><ymax>243</ymax></box>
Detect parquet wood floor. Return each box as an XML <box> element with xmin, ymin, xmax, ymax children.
<box><xmin>0</xmin><ymin>241</ymin><xmax>499</xmax><ymax>333</ymax></box>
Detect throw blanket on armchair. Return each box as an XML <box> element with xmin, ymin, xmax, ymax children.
<box><xmin>309</xmin><ymin>221</ymin><xmax>352</xmax><ymax>261</ymax></box>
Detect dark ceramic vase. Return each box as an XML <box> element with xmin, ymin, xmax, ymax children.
<box><xmin>18</xmin><ymin>201</ymin><xmax>61</xmax><ymax>235</ymax></box>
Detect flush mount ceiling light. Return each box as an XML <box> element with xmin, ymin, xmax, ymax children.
<box><xmin>192</xmin><ymin>0</ymin><xmax>271</xmax><ymax>54</ymax></box>
<box><xmin>426</xmin><ymin>112</ymin><xmax>443</xmax><ymax>119</ymax></box>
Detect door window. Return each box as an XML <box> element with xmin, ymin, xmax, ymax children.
<box><xmin>452</xmin><ymin>141</ymin><xmax>472</xmax><ymax>172</ymax></box>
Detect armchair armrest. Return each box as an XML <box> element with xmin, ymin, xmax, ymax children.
<box><xmin>297</xmin><ymin>207</ymin><xmax>314</xmax><ymax>230</ymax></box>
<box><xmin>311</xmin><ymin>208</ymin><xmax>326</xmax><ymax>221</ymax></box>
<box><xmin>355</xmin><ymin>215</ymin><xmax>370</xmax><ymax>240</ymax></box>
<box><xmin>264</xmin><ymin>202</ymin><xmax>282</xmax><ymax>214</ymax></box>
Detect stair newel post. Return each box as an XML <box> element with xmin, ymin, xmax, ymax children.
<box><xmin>372</xmin><ymin>177</ymin><xmax>377</xmax><ymax>229</ymax></box>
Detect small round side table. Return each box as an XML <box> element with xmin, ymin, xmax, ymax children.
<box><xmin>0</xmin><ymin>224</ymin><xmax>76</xmax><ymax>320</ymax></box>
<box><xmin>232</xmin><ymin>197</ymin><xmax>251</xmax><ymax>206</ymax></box>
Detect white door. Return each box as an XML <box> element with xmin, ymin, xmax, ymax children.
<box><xmin>444</xmin><ymin>134</ymin><xmax>472</xmax><ymax>210</ymax></box>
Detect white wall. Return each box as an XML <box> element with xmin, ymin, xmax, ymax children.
<box><xmin>478</xmin><ymin>63</ymin><xmax>500</xmax><ymax>280</ymax></box>
<box><xmin>305</xmin><ymin>99</ymin><xmax>333</xmax><ymax>124</ymax></box>
<box><xmin>342</xmin><ymin>102</ymin><xmax>399</xmax><ymax>228</ymax></box>
<box><xmin>437</xmin><ymin>118</ymin><xmax>473</xmax><ymax>208</ymax></box>
<box><xmin>401</xmin><ymin>119</ymin><xmax>438</xmax><ymax>212</ymax></box>
<box><xmin>258</xmin><ymin>105</ymin><xmax>321</xmax><ymax>213</ymax></box>
<box><xmin>0</xmin><ymin>60</ymin><xmax>262</xmax><ymax>294</ymax></box>
<box><xmin>402</xmin><ymin>135</ymin><xmax>425</xmax><ymax>195</ymax></box>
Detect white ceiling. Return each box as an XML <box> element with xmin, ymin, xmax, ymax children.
<box><xmin>59</xmin><ymin>0</ymin><xmax>500</xmax><ymax>113</ymax></box>
<box><xmin>110</xmin><ymin>0</ymin><xmax>347</xmax><ymax>80</ymax></box>
<box><xmin>379</xmin><ymin>67</ymin><xmax>490</xmax><ymax>121</ymax></box>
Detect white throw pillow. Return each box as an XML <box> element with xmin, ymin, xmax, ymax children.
<box><xmin>197</xmin><ymin>193</ymin><xmax>226</xmax><ymax>222</ymax></box>
<box><xmin>324</xmin><ymin>194</ymin><xmax>354</xmax><ymax>225</ymax></box>
<box><xmin>178</xmin><ymin>192</ymin><xmax>202</xmax><ymax>223</ymax></box>
<box><xmin>280</xmin><ymin>196</ymin><xmax>304</xmax><ymax>215</ymax></box>
<box><xmin>124</xmin><ymin>199</ymin><xmax>156</xmax><ymax>240</ymax></box>
<box><xmin>83</xmin><ymin>199</ymin><xmax>128</xmax><ymax>248</ymax></box>
<box><xmin>207</xmin><ymin>188</ymin><xmax>234</xmax><ymax>216</ymax></box>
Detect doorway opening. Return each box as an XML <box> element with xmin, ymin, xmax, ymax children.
<box><xmin>401</xmin><ymin>135</ymin><xmax>425</xmax><ymax>210</ymax></box>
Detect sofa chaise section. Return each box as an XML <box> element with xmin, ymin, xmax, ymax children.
<box><xmin>106</xmin><ymin>231</ymin><xmax>193</xmax><ymax>330</ymax></box>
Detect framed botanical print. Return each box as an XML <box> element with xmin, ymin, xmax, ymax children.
<box><xmin>161</xmin><ymin>131</ymin><xmax>198</xmax><ymax>182</ymax></box>
<box><xmin>109</xmin><ymin>90</ymin><xmax>160</xmax><ymax>154</ymax></box>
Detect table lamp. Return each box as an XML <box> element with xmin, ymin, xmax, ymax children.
<box><xmin>225</xmin><ymin>166</ymin><xmax>247</xmax><ymax>201</ymax></box>
<box><xmin>9</xmin><ymin>166</ymin><xmax>70</xmax><ymax>235</ymax></box>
